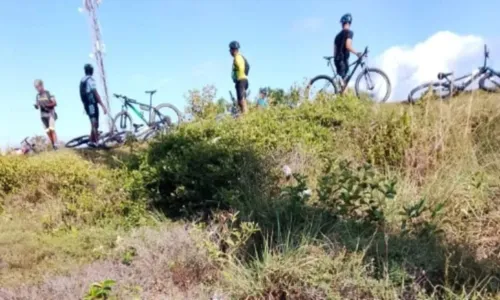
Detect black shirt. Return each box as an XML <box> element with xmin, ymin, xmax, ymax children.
<box><xmin>334</xmin><ymin>29</ymin><xmax>354</xmax><ymax>61</ymax></box>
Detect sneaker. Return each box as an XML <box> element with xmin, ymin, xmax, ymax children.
<box><xmin>87</xmin><ymin>142</ymin><xmax>97</xmax><ymax>148</ymax></box>
<box><xmin>52</xmin><ymin>145</ymin><xmax>58</xmax><ymax>151</ymax></box>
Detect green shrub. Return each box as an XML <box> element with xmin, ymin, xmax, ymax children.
<box><xmin>0</xmin><ymin>152</ymin><xmax>148</xmax><ymax>229</ymax></box>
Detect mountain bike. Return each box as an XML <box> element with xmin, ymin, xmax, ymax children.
<box><xmin>305</xmin><ymin>46</ymin><xmax>392</xmax><ymax>102</ymax></box>
<box><xmin>112</xmin><ymin>90</ymin><xmax>182</xmax><ymax>134</ymax></box>
<box><xmin>65</xmin><ymin>131</ymin><xmax>113</xmax><ymax>148</ymax></box>
<box><xmin>10</xmin><ymin>137</ymin><xmax>38</xmax><ymax>155</ymax></box>
<box><xmin>101</xmin><ymin>120</ymin><xmax>167</xmax><ymax>149</ymax></box>
<box><xmin>215</xmin><ymin>90</ymin><xmax>251</xmax><ymax>121</ymax></box>
<box><xmin>408</xmin><ymin>44</ymin><xmax>499</xmax><ymax>102</ymax></box>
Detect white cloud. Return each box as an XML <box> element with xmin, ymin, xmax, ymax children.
<box><xmin>292</xmin><ymin>17</ymin><xmax>324</xmax><ymax>33</ymax></box>
<box><xmin>373</xmin><ymin>31</ymin><xmax>487</xmax><ymax>101</ymax></box>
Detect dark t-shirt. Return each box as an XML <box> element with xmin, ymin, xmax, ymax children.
<box><xmin>334</xmin><ymin>29</ymin><xmax>354</xmax><ymax>61</ymax></box>
<box><xmin>36</xmin><ymin>90</ymin><xmax>55</xmax><ymax>117</ymax></box>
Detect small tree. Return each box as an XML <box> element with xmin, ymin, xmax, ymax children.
<box><xmin>185</xmin><ymin>85</ymin><xmax>223</xmax><ymax>120</ymax></box>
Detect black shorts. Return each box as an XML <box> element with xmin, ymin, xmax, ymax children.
<box><xmin>334</xmin><ymin>59</ymin><xmax>349</xmax><ymax>79</ymax></box>
<box><xmin>84</xmin><ymin>102</ymin><xmax>99</xmax><ymax>125</ymax></box>
<box><xmin>235</xmin><ymin>79</ymin><xmax>249</xmax><ymax>102</ymax></box>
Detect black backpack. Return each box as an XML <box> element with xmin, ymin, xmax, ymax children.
<box><xmin>79</xmin><ymin>77</ymin><xmax>91</xmax><ymax>105</ymax></box>
<box><xmin>243</xmin><ymin>56</ymin><xmax>250</xmax><ymax>76</ymax></box>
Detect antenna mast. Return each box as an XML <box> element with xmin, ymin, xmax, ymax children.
<box><xmin>81</xmin><ymin>0</ymin><xmax>112</xmax><ymax>129</ymax></box>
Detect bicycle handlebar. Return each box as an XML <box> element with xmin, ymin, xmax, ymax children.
<box><xmin>324</xmin><ymin>46</ymin><xmax>369</xmax><ymax>66</ymax></box>
<box><xmin>113</xmin><ymin>93</ymin><xmax>139</xmax><ymax>104</ymax></box>
<box><xmin>483</xmin><ymin>44</ymin><xmax>489</xmax><ymax>69</ymax></box>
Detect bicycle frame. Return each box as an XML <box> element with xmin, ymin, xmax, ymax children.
<box><xmin>115</xmin><ymin>93</ymin><xmax>164</xmax><ymax>129</ymax></box>
<box><xmin>120</xmin><ymin>99</ymin><xmax>152</xmax><ymax>124</ymax></box>
<box><xmin>326</xmin><ymin>46</ymin><xmax>369</xmax><ymax>90</ymax></box>
<box><xmin>440</xmin><ymin>44</ymin><xmax>492</xmax><ymax>92</ymax></box>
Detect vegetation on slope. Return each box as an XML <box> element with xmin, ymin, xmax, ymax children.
<box><xmin>1</xmin><ymin>88</ymin><xmax>500</xmax><ymax>299</ymax></box>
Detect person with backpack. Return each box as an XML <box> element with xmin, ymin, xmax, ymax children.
<box><xmin>229</xmin><ymin>41</ymin><xmax>250</xmax><ymax>114</ymax></box>
<box><xmin>334</xmin><ymin>13</ymin><xmax>362</xmax><ymax>93</ymax></box>
<box><xmin>33</xmin><ymin>79</ymin><xmax>58</xmax><ymax>150</ymax></box>
<box><xmin>79</xmin><ymin>63</ymin><xmax>107</xmax><ymax>148</ymax></box>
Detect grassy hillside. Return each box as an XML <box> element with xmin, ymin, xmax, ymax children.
<box><xmin>1</xmin><ymin>90</ymin><xmax>500</xmax><ymax>299</ymax></box>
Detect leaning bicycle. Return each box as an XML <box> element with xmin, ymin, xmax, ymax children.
<box><xmin>305</xmin><ymin>46</ymin><xmax>392</xmax><ymax>102</ymax></box>
<box><xmin>408</xmin><ymin>44</ymin><xmax>499</xmax><ymax>102</ymax></box>
<box><xmin>215</xmin><ymin>90</ymin><xmax>250</xmax><ymax>121</ymax></box>
<box><xmin>112</xmin><ymin>90</ymin><xmax>182</xmax><ymax>135</ymax></box>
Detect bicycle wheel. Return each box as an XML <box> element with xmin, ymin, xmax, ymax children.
<box><xmin>304</xmin><ymin>75</ymin><xmax>338</xmax><ymax>101</ymax></box>
<box><xmin>479</xmin><ymin>73</ymin><xmax>500</xmax><ymax>93</ymax></box>
<box><xmin>102</xmin><ymin>130</ymin><xmax>134</xmax><ymax>149</ymax></box>
<box><xmin>407</xmin><ymin>82</ymin><xmax>451</xmax><ymax>103</ymax></box>
<box><xmin>111</xmin><ymin>111</ymin><xmax>134</xmax><ymax>133</ymax></box>
<box><xmin>152</xmin><ymin>103</ymin><xmax>183</xmax><ymax>133</ymax></box>
<box><xmin>355</xmin><ymin>68</ymin><xmax>392</xmax><ymax>103</ymax></box>
<box><xmin>65</xmin><ymin>134</ymin><xmax>90</xmax><ymax>148</ymax></box>
<box><xmin>142</xmin><ymin>128</ymin><xmax>160</xmax><ymax>142</ymax></box>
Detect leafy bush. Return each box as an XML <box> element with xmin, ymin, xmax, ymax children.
<box><xmin>129</xmin><ymin>133</ymin><xmax>268</xmax><ymax>219</ymax></box>
<box><xmin>317</xmin><ymin>160</ymin><xmax>396</xmax><ymax>225</ymax></box>
<box><xmin>0</xmin><ymin>152</ymin><xmax>147</xmax><ymax>229</ymax></box>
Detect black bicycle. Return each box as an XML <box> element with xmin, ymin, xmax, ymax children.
<box><xmin>305</xmin><ymin>46</ymin><xmax>392</xmax><ymax>102</ymax></box>
<box><xmin>65</xmin><ymin>131</ymin><xmax>113</xmax><ymax>149</ymax></box>
<box><xmin>215</xmin><ymin>90</ymin><xmax>251</xmax><ymax>121</ymax></box>
<box><xmin>112</xmin><ymin>90</ymin><xmax>182</xmax><ymax>135</ymax></box>
<box><xmin>408</xmin><ymin>44</ymin><xmax>500</xmax><ymax>102</ymax></box>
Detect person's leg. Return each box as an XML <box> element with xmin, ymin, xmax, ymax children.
<box><xmin>236</xmin><ymin>79</ymin><xmax>248</xmax><ymax>114</ymax></box>
<box><xmin>41</xmin><ymin>117</ymin><xmax>52</xmax><ymax>145</ymax></box>
<box><xmin>48</xmin><ymin>116</ymin><xmax>57</xmax><ymax>149</ymax></box>
<box><xmin>87</xmin><ymin>103</ymin><xmax>99</xmax><ymax>145</ymax></box>
<box><xmin>335</xmin><ymin>59</ymin><xmax>349</xmax><ymax>94</ymax></box>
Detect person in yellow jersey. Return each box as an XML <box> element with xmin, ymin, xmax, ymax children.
<box><xmin>229</xmin><ymin>41</ymin><xmax>250</xmax><ymax>114</ymax></box>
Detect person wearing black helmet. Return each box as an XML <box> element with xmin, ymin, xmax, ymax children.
<box><xmin>79</xmin><ymin>63</ymin><xmax>107</xmax><ymax>148</ymax></box>
<box><xmin>229</xmin><ymin>41</ymin><xmax>250</xmax><ymax>114</ymax></box>
<box><xmin>334</xmin><ymin>13</ymin><xmax>361</xmax><ymax>92</ymax></box>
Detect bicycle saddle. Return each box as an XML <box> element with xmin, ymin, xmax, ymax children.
<box><xmin>323</xmin><ymin>56</ymin><xmax>334</xmax><ymax>60</ymax></box>
<box><xmin>145</xmin><ymin>90</ymin><xmax>157</xmax><ymax>95</ymax></box>
<box><xmin>437</xmin><ymin>72</ymin><xmax>453</xmax><ymax>80</ymax></box>
<box><xmin>133</xmin><ymin>123</ymin><xmax>145</xmax><ymax>130</ymax></box>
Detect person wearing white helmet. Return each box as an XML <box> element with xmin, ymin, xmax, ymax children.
<box><xmin>33</xmin><ymin>79</ymin><xmax>58</xmax><ymax>150</ymax></box>
<box><xmin>334</xmin><ymin>13</ymin><xmax>362</xmax><ymax>92</ymax></box>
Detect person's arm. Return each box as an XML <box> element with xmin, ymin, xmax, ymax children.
<box><xmin>89</xmin><ymin>78</ymin><xmax>107</xmax><ymax>114</ymax></box>
<box><xmin>333</xmin><ymin>40</ymin><xmax>337</xmax><ymax>57</ymax></box>
<box><xmin>345</xmin><ymin>31</ymin><xmax>360</xmax><ymax>57</ymax></box>
<box><xmin>93</xmin><ymin>90</ymin><xmax>107</xmax><ymax>115</ymax></box>
<box><xmin>34</xmin><ymin>96</ymin><xmax>39</xmax><ymax>109</ymax></box>
<box><xmin>49</xmin><ymin>94</ymin><xmax>57</xmax><ymax>107</ymax></box>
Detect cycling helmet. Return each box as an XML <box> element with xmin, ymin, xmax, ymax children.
<box><xmin>84</xmin><ymin>63</ymin><xmax>94</xmax><ymax>74</ymax></box>
<box><xmin>340</xmin><ymin>13</ymin><xmax>352</xmax><ymax>25</ymax></box>
<box><xmin>229</xmin><ymin>41</ymin><xmax>240</xmax><ymax>50</ymax></box>
<box><xmin>34</xmin><ymin>79</ymin><xmax>43</xmax><ymax>86</ymax></box>
<box><xmin>259</xmin><ymin>88</ymin><xmax>268</xmax><ymax>96</ymax></box>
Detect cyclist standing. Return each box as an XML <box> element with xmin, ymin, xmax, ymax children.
<box><xmin>334</xmin><ymin>13</ymin><xmax>361</xmax><ymax>92</ymax></box>
<box><xmin>34</xmin><ymin>79</ymin><xmax>58</xmax><ymax>150</ymax></box>
<box><xmin>79</xmin><ymin>64</ymin><xmax>107</xmax><ymax>148</ymax></box>
<box><xmin>229</xmin><ymin>41</ymin><xmax>250</xmax><ymax>114</ymax></box>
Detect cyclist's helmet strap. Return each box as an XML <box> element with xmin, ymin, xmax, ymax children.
<box><xmin>229</xmin><ymin>41</ymin><xmax>240</xmax><ymax>50</ymax></box>
<box><xmin>340</xmin><ymin>13</ymin><xmax>352</xmax><ymax>25</ymax></box>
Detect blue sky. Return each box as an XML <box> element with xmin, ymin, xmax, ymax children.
<box><xmin>1</xmin><ymin>0</ymin><xmax>500</xmax><ymax>146</ymax></box>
